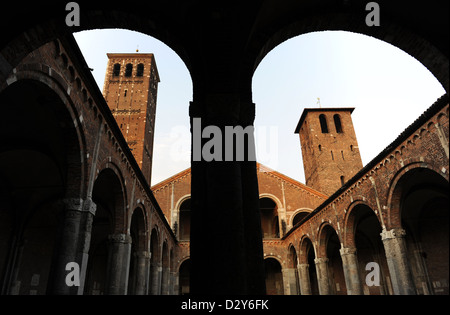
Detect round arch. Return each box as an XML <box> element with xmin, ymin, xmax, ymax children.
<box><xmin>386</xmin><ymin>164</ymin><xmax>449</xmax><ymax>295</ymax></box>
<box><xmin>259</xmin><ymin>196</ymin><xmax>281</xmax><ymax>239</ymax></box>
<box><xmin>298</xmin><ymin>235</ymin><xmax>316</xmax><ymax>264</ymax></box>
<box><xmin>127</xmin><ymin>206</ymin><xmax>148</xmax><ymax>294</ymax></box>
<box><xmin>161</xmin><ymin>240</ymin><xmax>170</xmax><ymax>295</ymax></box>
<box><xmin>298</xmin><ymin>235</ymin><xmax>320</xmax><ymax>295</ymax></box>
<box><xmin>93</xmin><ymin>164</ymin><xmax>128</xmax><ymax>234</ymax></box>
<box><xmin>386</xmin><ymin>162</ymin><xmax>449</xmax><ymax>229</ymax></box>
<box><xmin>259</xmin><ymin>193</ymin><xmax>283</xmax><ymax>210</ymax></box>
<box><xmin>0</xmin><ymin>75</ymin><xmax>85</xmax><ymax>295</ymax></box>
<box><xmin>149</xmin><ymin>226</ymin><xmax>161</xmax><ymax>295</ymax></box>
<box><xmin>264</xmin><ymin>257</ymin><xmax>284</xmax><ymax>295</ymax></box>
<box><xmin>343</xmin><ymin>200</ymin><xmax>382</xmax><ymax>248</ymax></box>
<box><xmin>251</xmin><ymin>8</ymin><xmax>448</xmax><ymax>93</ymax></box>
<box><xmin>178</xmin><ymin>258</ymin><xmax>191</xmax><ymax>295</ymax></box>
<box><xmin>291</xmin><ymin>208</ymin><xmax>313</xmax><ymax>228</ymax></box>
<box><xmin>174</xmin><ymin>194</ymin><xmax>191</xmax><ymax>241</ymax></box>
<box><xmin>1</xmin><ymin>70</ymin><xmax>87</xmax><ymax>200</ymax></box>
<box><xmin>316</xmin><ymin>222</ymin><xmax>346</xmax><ymax>295</ymax></box>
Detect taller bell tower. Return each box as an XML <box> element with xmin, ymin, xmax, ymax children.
<box><xmin>102</xmin><ymin>53</ymin><xmax>160</xmax><ymax>186</ymax></box>
<box><xmin>295</xmin><ymin>107</ymin><xmax>363</xmax><ymax>196</ymax></box>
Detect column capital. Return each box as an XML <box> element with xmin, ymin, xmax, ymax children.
<box><xmin>134</xmin><ymin>250</ymin><xmax>151</xmax><ymax>258</ymax></box>
<box><xmin>380</xmin><ymin>228</ymin><xmax>406</xmax><ymax>241</ymax></box>
<box><xmin>340</xmin><ymin>247</ymin><xmax>357</xmax><ymax>256</ymax></box>
<box><xmin>297</xmin><ymin>263</ymin><xmax>310</xmax><ymax>270</ymax></box>
<box><xmin>108</xmin><ymin>233</ymin><xmax>132</xmax><ymax>244</ymax></box>
<box><xmin>62</xmin><ymin>197</ymin><xmax>96</xmax><ymax>215</ymax></box>
<box><xmin>314</xmin><ymin>257</ymin><xmax>329</xmax><ymax>264</ymax></box>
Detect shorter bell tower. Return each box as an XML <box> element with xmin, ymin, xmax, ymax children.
<box><xmin>295</xmin><ymin>107</ymin><xmax>363</xmax><ymax>196</ymax></box>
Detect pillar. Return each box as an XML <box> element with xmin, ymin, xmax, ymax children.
<box><xmin>134</xmin><ymin>251</ymin><xmax>150</xmax><ymax>295</ymax></box>
<box><xmin>381</xmin><ymin>228</ymin><xmax>415</xmax><ymax>295</ymax></box>
<box><xmin>150</xmin><ymin>261</ymin><xmax>162</xmax><ymax>295</ymax></box>
<box><xmin>282</xmin><ymin>268</ymin><xmax>299</xmax><ymax>295</ymax></box>
<box><xmin>315</xmin><ymin>257</ymin><xmax>331</xmax><ymax>295</ymax></box>
<box><xmin>189</xmin><ymin>94</ymin><xmax>265</xmax><ymax>294</ymax></box>
<box><xmin>297</xmin><ymin>263</ymin><xmax>312</xmax><ymax>295</ymax></box>
<box><xmin>106</xmin><ymin>233</ymin><xmax>132</xmax><ymax>295</ymax></box>
<box><xmin>340</xmin><ymin>247</ymin><xmax>363</xmax><ymax>295</ymax></box>
<box><xmin>51</xmin><ymin>198</ymin><xmax>96</xmax><ymax>295</ymax></box>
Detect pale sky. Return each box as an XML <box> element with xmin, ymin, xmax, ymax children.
<box><xmin>74</xmin><ymin>29</ymin><xmax>446</xmax><ymax>186</ymax></box>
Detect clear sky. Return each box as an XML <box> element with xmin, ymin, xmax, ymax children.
<box><xmin>74</xmin><ymin>29</ymin><xmax>446</xmax><ymax>186</ymax></box>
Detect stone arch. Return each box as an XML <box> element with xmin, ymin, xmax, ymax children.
<box><xmin>84</xmin><ymin>166</ymin><xmax>127</xmax><ymax>294</ymax></box>
<box><xmin>251</xmin><ymin>8</ymin><xmax>448</xmax><ymax>93</ymax></box>
<box><xmin>93</xmin><ymin>163</ymin><xmax>128</xmax><ymax>234</ymax></box>
<box><xmin>298</xmin><ymin>235</ymin><xmax>319</xmax><ymax>295</ymax></box>
<box><xmin>0</xmin><ymin>76</ymin><xmax>85</xmax><ymax>294</ymax></box>
<box><xmin>386</xmin><ymin>161</ymin><xmax>448</xmax><ymax>230</ymax></box>
<box><xmin>287</xmin><ymin>244</ymin><xmax>300</xmax><ymax>295</ymax></box>
<box><xmin>298</xmin><ymin>235</ymin><xmax>315</xmax><ymax>264</ymax></box>
<box><xmin>1</xmin><ymin>69</ymin><xmax>87</xmax><ymax>200</ymax></box>
<box><xmin>149</xmin><ymin>226</ymin><xmax>161</xmax><ymax>295</ymax></box>
<box><xmin>161</xmin><ymin>240</ymin><xmax>170</xmax><ymax>295</ymax></box>
<box><xmin>387</xmin><ymin>164</ymin><xmax>449</xmax><ymax>295</ymax></box>
<box><xmin>343</xmin><ymin>200</ymin><xmax>382</xmax><ymax>248</ymax></box>
<box><xmin>344</xmin><ymin>202</ymin><xmax>388</xmax><ymax>295</ymax></box>
<box><xmin>178</xmin><ymin>258</ymin><xmax>190</xmax><ymax>295</ymax></box>
<box><xmin>174</xmin><ymin>194</ymin><xmax>191</xmax><ymax>241</ymax></box>
<box><xmin>316</xmin><ymin>221</ymin><xmax>341</xmax><ymax>257</ymax></box>
<box><xmin>291</xmin><ymin>208</ymin><xmax>313</xmax><ymax>228</ymax></box>
<box><xmin>264</xmin><ymin>257</ymin><xmax>284</xmax><ymax>295</ymax></box>
<box><xmin>259</xmin><ymin>196</ymin><xmax>281</xmax><ymax>238</ymax></box>
<box><xmin>316</xmin><ymin>222</ymin><xmax>346</xmax><ymax>295</ymax></box>
<box><xmin>259</xmin><ymin>193</ymin><xmax>286</xmax><ymax>235</ymax></box>
<box><xmin>127</xmin><ymin>206</ymin><xmax>148</xmax><ymax>294</ymax></box>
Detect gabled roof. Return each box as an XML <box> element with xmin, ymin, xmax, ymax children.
<box><xmin>151</xmin><ymin>167</ymin><xmax>191</xmax><ymax>191</ymax></box>
<box><xmin>256</xmin><ymin>163</ymin><xmax>328</xmax><ymax>198</ymax></box>
<box><xmin>151</xmin><ymin>163</ymin><xmax>328</xmax><ymax>199</ymax></box>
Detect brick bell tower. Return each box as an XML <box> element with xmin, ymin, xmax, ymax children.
<box><xmin>102</xmin><ymin>53</ymin><xmax>160</xmax><ymax>186</ymax></box>
<box><xmin>295</xmin><ymin>107</ymin><xmax>363</xmax><ymax>196</ymax></box>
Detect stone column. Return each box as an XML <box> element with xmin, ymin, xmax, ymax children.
<box><xmin>106</xmin><ymin>233</ymin><xmax>132</xmax><ymax>295</ymax></box>
<box><xmin>189</xmin><ymin>96</ymin><xmax>265</xmax><ymax>295</ymax></box>
<box><xmin>381</xmin><ymin>228</ymin><xmax>415</xmax><ymax>295</ymax></box>
<box><xmin>340</xmin><ymin>247</ymin><xmax>363</xmax><ymax>295</ymax></box>
<box><xmin>282</xmin><ymin>268</ymin><xmax>299</xmax><ymax>295</ymax></box>
<box><xmin>134</xmin><ymin>251</ymin><xmax>150</xmax><ymax>295</ymax></box>
<box><xmin>161</xmin><ymin>265</ymin><xmax>170</xmax><ymax>295</ymax></box>
<box><xmin>150</xmin><ymin>261</ymin><xmax>162</xmax><ymax>295</ymax></box>
<box><xmin>170</xmin><ymin>270</ymin><xmax>178</xmax><ymax>295</ymax></box>
<box><xmin>297</xmin><ymin>263</ymin><xmax>312</xmax><ymax>295</ymax></box>
<box><xmin>315</xmin><ymin>257</ymin><xmax>331</xmax><ymax>295</ymax></box>
<box><xmin>51</xmin><ymin>198</ymin><xmax>96</xmax><ymax>295</ymax></box>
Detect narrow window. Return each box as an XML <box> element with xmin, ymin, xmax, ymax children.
<box><xmin>341</xmin><ymin>150</ymin><xmax>344</xmax><ymax>160</ymax></box>
<box><xmin>113</xmin><ymin>63</ymin><xmax>121</xmax><ymax>76</ymax></box>
<box><xmin>350</xmin><ymin>145</ymin><xmax>354</xmax><ymax>151</ymax></box>
<box><xmin>136</xmin><ymin>63</ymin><xmax>144</xmax><ymax>76</ymax></box>
<box><xmin>319</xmin><ymin>114</ymin><xmax>328</xmax><ymax>133</ymax></box>
<box><xmin>331</xmin><ymin>150</ymin><xmax>334</xmax><ymax>160</ymax></box>
<box><xmin>334</xmin><ymin>114</ymin><xmax>343</xmax><ymax>133</ymax></box>
<box><xmin>318</xmin><ymin>144</ymin><xmax>322</xmax><ymax>151</ymax></box>
<box><xmin>125</xmin><ymin>63</ymin><xmax>133</xmax><ymax>77</ymax></box>
<box><xmin>340</xmin><ymin>175</ymin><xmax>345</xmax><ymax>186</ymax></box>
<box><xmin>124</xmin><ymin>89</ymin><xmax>128</xmax><ymax>97</ymax></box>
